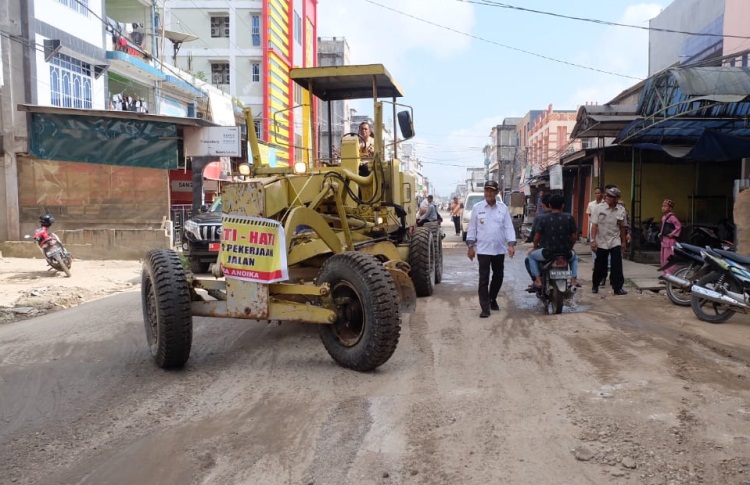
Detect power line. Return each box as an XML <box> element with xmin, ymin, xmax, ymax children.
<box><xmin>360</xmin><ymin>0</ymin><xmax>640</xmax><ymax>80</ymax></box>
<box><xmin>461</xmin><ymin>0</ymin><xmax>750</xmax><ymax>40</ymax></box>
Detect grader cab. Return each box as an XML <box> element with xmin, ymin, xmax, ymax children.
<box><xmin>141</xmin><ymin>64</ymin><xmax>443</xmax><ymax>372</ymax></box>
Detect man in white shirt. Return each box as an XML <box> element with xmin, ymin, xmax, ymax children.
<box><xmin>587</xmin><ymin>186</ymin><xmax>605</xmax><ymax>286</ymax></box>
<box><xmin>466</xmin><ymin>180</ymin><xmax>516</xmax><ymax>317</ymax></box>
<box><xmin>586</xmin><ymin>186</ymin><xmax>604</xmax><ymax>240</ymax></box>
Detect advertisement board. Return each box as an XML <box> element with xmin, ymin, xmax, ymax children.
<box><xmin>184</xmin><ymin>127</ymin><xmax>241</xmax><ymax>157</ymax></box>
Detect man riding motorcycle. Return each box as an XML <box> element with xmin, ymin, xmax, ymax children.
<box><xmin>527</xmin><ymin>194</ymin><xmax>579</xmax><ymax>289</ymax></box>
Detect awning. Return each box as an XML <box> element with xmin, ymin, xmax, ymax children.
<box><xmin>614</xmin><ymin>66</ymin><xmax>750</xmax><ymax>160</ymax></box>
<box><xmin>18</xmin><ymin>104</ymin><xmax>218</xmax><ymax>169</ymax></box>
<box><xmin>106</xmin><ymin>51</ymin><xmax>165</xmax><ymax>83</ymax></box>
<box><xmin>570</xmin><ymin>104</ymin><xmax>639</xmax><ymax>139</ymax></box>
<box><xmin>164</xmin><ymin>75</ymin><xmax>205</xmax><ymax>98</ymax></box>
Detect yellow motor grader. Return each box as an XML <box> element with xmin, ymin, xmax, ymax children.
<box><xmin>141</xmin><ymin>64</ymin><xmax>442</xmax><ymax>372</ymax></box>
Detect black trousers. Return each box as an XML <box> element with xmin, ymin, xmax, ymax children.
<box><xmin>452</xmin><ymin>215</ymin><xmax>461</xmax><ymax>234</ymax></box>
<box><xmin>593</xmin><ymin>246</ymin><xmax>624</xmax><ymax>291</ymax></box>
<box><xmin>477</xmin><ymin>253</ymin><xmax>505</xmax><ymax>311</ymax></box>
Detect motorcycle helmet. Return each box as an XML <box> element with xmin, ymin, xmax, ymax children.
<box><xmin>39</xmin><ymin>214</ymin><xmax>55</xmax><ymax>227</ymax></box>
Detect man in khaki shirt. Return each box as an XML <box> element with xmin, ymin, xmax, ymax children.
<box><xmin>590</xmin><ymin>186</ymin><xmax>628</xmax><ymax>295</ymax></box>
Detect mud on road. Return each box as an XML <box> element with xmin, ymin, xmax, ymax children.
<box><xmin>0</xmin><ymin>248</ymin><xmax>749</xmax><ymax>484</ymax></box>
<box><xmin>0</xmin><ymin>257</ymin><xmax>142</xmax><ymax>324</ymax></box>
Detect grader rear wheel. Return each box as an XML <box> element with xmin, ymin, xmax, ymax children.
<box><xmin>141</xmin><ymin>249</ymin><xmax>193</xmax><ymax>368</ymax></box>
<box><xmin>426</xmin><ymin>222</ymin><xmax>443</xmax><ymax>284</ymax></box>
<box><xmin>317</xmin><ymin>252</ymin><xmax>401</xmax><ymax>371</ymax></box>
<box><xmin>409</xmin><ymin>227</ymin><xmax>435</xmax><ymax>296</ymax></box>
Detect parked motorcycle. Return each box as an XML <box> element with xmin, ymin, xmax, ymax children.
<box><xmin>526</xmin><ymin>252</ymin><xmax>573</xmax><ymax>314</ymax></box>
<box><xmin>659</xmin><ymin>241</ymin><xmax>719</xmax><ymax>306</ymax></box>
<box><xmin>24</xmin><ymin>214</ymin><xmax>73</xmax><ymax>277</ymax></box>
<box><xmin>688</xmin><ymin>219</ymin><xmax>735</xmax><ymax>250</ymax></box>
<box><xmin>639</xmin><ymin>217</ymin><xmax>661</xmax><ymax>249</ymax></box>
<box><xmin>690</xmin><ymin>249</ymin><xmax>750</xmax><ymax>323</ymax></box>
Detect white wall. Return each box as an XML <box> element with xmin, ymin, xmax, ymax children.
<box><xmin>34</xmin><ymin>0</ymin><xmax>105</xmax><ymax>47</ymax></box>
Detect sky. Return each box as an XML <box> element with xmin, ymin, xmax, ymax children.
<box><xmin>317</xmin><ymin>0</ymin><xmax>672</xmax><ymax>197</ymax></box>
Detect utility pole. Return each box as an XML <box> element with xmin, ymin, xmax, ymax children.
<box><xmin>0</xmin><ymin>0</ymin><xmax>23</xmax><ymax>241</ymax></box>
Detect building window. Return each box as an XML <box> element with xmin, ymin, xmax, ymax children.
<box><xmin>211</xmin><ymin>16</ymin><xmax>230</xmax><ymax>38</ymax></box>
<box><xmin>293</xmin><ymin>12</ymin><xmax>302</xmax><ymax>44</ymax></box>
<box><xmin>294</xmin><ymin>84</ymin><xmax>302</xmax><ymax>105</ymax></box>
<box><xmin>211</xmin><ymin>62</ymin><xmax>230</xmax><ymax>85</ymax></box>
<box><xmin>252</xmin><ymin>62</ymin><xmax>260</xmax><ymax>82</ymax></box>
<box><xmin>253</xmin><ymin>120</ymin><xmax>262</xmax><ymax>139</ymax></box>
<box><xmin>57</xmin><ymin>0</ymin><xmax>88</xmax><ymax>15</ymax></box>
<box><xmin>49</xmin><ymin>53</ymin><xmax>92</xmax><ymax>108</ymax></box>
<box><xmin>251</xmin><ymin>15</ymin><xmax>261</xmax><ymax>46</ymax></box>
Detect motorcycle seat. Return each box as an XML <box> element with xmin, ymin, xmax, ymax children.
<box><xmin>679</xmin><ymin>242</ymin><xmax>705</xmax><ymax>254</ymax></box>
<box><xmin>714</xmin><ymin>248</ymin><xmax>750</xmax><ymax>266</ymax></box>
<box><xmin>541</xmin><ymin>252</ymin><xmax>572</xmax><ymax>270</ymax></box>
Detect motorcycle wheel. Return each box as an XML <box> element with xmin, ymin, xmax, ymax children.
<box><xmin>53</xmin><ymin>252</ymin><xmax>72</xmax><ymax>277</ymax></box>
<box><xmin>550</xmin><ymin>286</ymin><xmax>564</xmax><ymax>314</ymax></box>
<box><xmin>665</xmin><ymin>265</ymin><xmax>695</xmax><ymax>307</ymax></box>
<box><xmin>690</xmin><ymin>272</ymin><xmax>739</xmax><ymax>324</ymax></box>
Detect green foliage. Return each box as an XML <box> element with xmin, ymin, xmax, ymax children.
<box><xmin>193</xmin><ymin>71</ymin><xmax>207</xmax><ymax>82</ymax></box>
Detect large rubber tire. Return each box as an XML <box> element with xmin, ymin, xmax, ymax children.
<box><xmin>690</xmin><ymin>272</ymin><xmax>739</xmax><ymax>324</ymax></box>
<box><xmin>550</xmin><ymin>286</ymin><xmax>564</xmax><ymax>314</ymax></box>
<box><xmin>317</xmin><ymin>252</ymin><xmax>401</xmax><ymax>371</ymax></box>
<box><xmin>141</xmin><ymin>249</ymin><xmax>193</xmax><ymax>368</ymax></box>
<box><xmin>53</xmin><ymin>252</ymin><xmax>72</xmax><ymax>277</ymax></box>
<box><xmin>409</xmin><ymin>227</ymin><xmax>435</xmax><ymax>297</ymax></box>
<box><xmin>189</xmin><ymin>258</ymin><xmax>210</xmax><ymax>274</ymax></box>
<box><xmin>666</xmin><ymin>264</ymin><xmax>695</xmax><ymax>307</ymax></box>
<box><xmin>427</xmin><ymin>223</ymin><xmax>444</xmax><ymax>284</ymax></box>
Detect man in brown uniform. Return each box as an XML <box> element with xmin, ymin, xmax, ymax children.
<box><xmin>590</xmin><ymin>186</ymin><xmax>628</xmax><ymax>295</ymax></box>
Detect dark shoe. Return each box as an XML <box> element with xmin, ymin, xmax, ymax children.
<box><xmin>480</xmin><ymin>310</ymin><xmax>491</xmax><ymax>318</ymax></box>
<box><xmin>614</xmin><ymin>288</ymin><xmax>628</xmax><ymax>295</ymax></box>
<box><xmin>490</xmin><ymin>300</ymin><xmax>500</xmax><ymax>311</ymax></box>
<box><xmin>591</xmin><ymin>287</ymin><xmax>599</xmax><ymax>294</ymax></box>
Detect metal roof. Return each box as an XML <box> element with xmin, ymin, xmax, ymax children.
<box><xmin>612</xmin><ymin>66</ymin><xmax>750</xmax><ymax>160</ymax></box>
<box><xmin>570</xmin><ymin>104</ymin><xmax>639</xmax><ymax>139</ymax></box>
<box><xmin>290</xmin><ymin>64</ymin><xmax>404</xmax><ymax>101</ymax></box>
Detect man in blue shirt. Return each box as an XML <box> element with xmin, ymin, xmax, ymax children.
<box><xmin>527</xmin><ymin>194</ymin><xmax>580</xmax><ymax>289</ymax></box>
<box><xmin>466</xmin><ymin>180</ymin><xmax>517</xmax><ymax>318</ymax></box>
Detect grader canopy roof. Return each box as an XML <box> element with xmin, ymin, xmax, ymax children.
<box><xmin>290</xmin><ymin>64</ymin><xmax>404</xmax><ymax>101</ymax></box>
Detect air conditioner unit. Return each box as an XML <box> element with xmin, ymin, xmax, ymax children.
<box><xmin>213</xmin><ymin>73</ymin><xmax>223</xmax><ymax>83</ymax></box>
<box><xmin>211</xmin><ymin>63</ymin><xmax>219</xmax><ymax>69</ymax></box>
<box><xmin>211</xmin><ymin>28</ymin><xmax>218</xmax><ymax>36</ymax></box>
<box><xmin>224</xmin><ymin>29</ymin><xmax>229</xmax><ymax>36</ymax></box>
<box><xmin>224</xmin><ymin>17</ymin><xmax>229</xmax><ymax>23</ymax></box>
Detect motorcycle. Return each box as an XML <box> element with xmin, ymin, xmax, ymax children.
<box><xmin>526</xmin><ymin>252</ymin><xmax>573</xmax><ymax>314</ymax></box>
<box><xmin>659</xmin><ymin>241</ymin><xmax>722</xmax><ymax>306</ymax></box>
<box><xmin>24</xmin><ymin>214</ymin><xmax>73</xmax><ymax>277</ymax></box>
<box><xmin>690</xmin><ymin>249</ymin><xmax>750</xmax><ymax>323</ymax></box>
<box><xmin>688</xmin><ymin>219</ymin><xmax>735</xmax><ymax>250</ymax></box>
<box><xmin>639</xmin><ymin>217</ymin><xmax>661</xmax><ymax>249</ymax></box>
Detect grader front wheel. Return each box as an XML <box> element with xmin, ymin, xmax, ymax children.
<box><xmin>317</xmin><ymin>252</ymin><xmax>401</xmax><ymax>371</ymax></box>
<box><xmin>141</xmin><ymin>249</ymin><xmax>193</xmax><ymax>368</ymax></box>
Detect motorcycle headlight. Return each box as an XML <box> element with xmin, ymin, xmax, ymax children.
<box><xmin>184</xmin><ymin>220</ymin><xmax>202</xmax><ymax>240</ymax></box>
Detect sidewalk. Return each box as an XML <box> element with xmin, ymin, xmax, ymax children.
<box><xmin>573</xmin><ymin>242</ymin><xmax>664</xmax><ymax>292</ymax></box>
<box><xmin>437</xmin><ymin>213</ymin><xmax>663</xmax><ymax>292</ymax></box>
